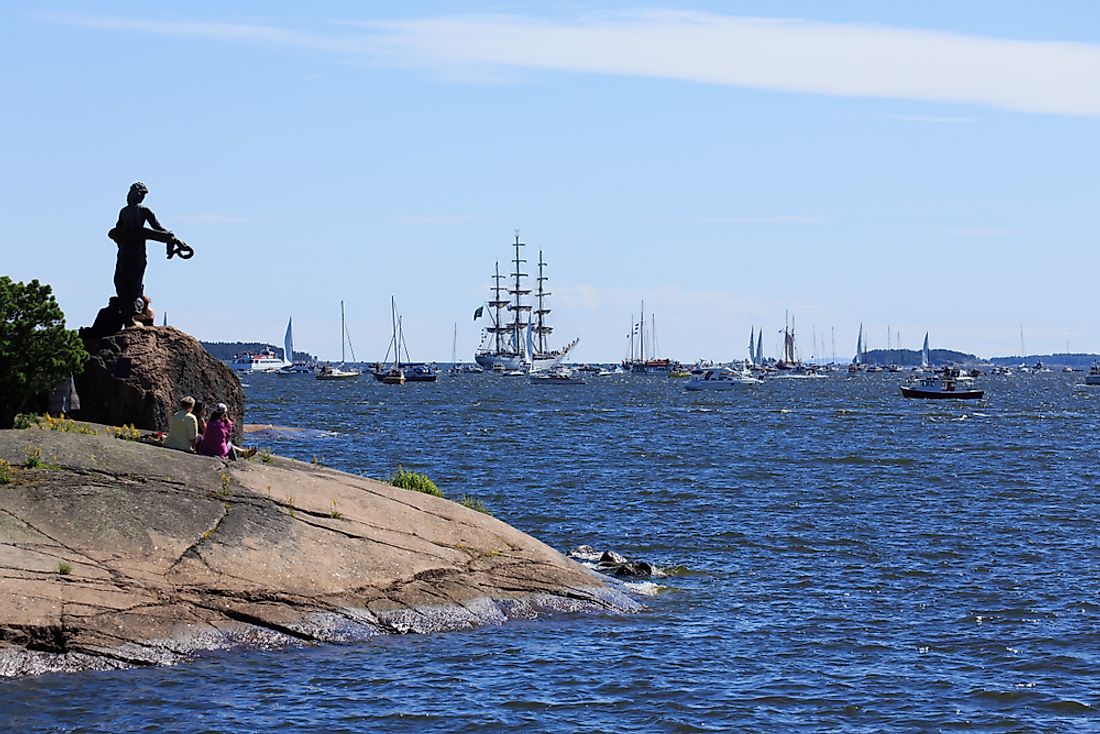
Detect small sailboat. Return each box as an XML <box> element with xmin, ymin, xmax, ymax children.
<box><xmin>316</xmin><ymin>301</ymin><xmax>361</xmax><ymax>380</ymax></box>
<box><xmin>277</xmin><ymin>318</ymin><xmax>313</xmax><ymax>374</ymax></box>
<box><xmin>374</xmin><ymin>296</ymin><xmax>407</xmax><ymax>385</ymax></box>
<box><xmin>848</xmin><ymin>324</ymin><xmax>865</xmax><ymax>373</ymax></box>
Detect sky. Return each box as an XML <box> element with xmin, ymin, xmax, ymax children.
<box><xmin>3</xmin><ymin>1</ymin><xmax>1099</xmax><ymax>363</ymax></box>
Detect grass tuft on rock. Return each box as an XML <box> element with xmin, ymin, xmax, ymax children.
<box><xmin>58</xmin><ymin>561</ymin><xmax>72</xmax><ymax>575</ymax></box>
<box><xmin>0</xmin><ymin>459</ymin><xmax>12</xmax><ymax>484</ymax></box>
<box><xmin>390</xmin><ymin>466</ymin><xmax>443</xmax><ymax>497</ymax></box>
<box><xmin>459</xmin><ymin>496</ymin><xmax>491</xmax><ymax>515</ymax></box>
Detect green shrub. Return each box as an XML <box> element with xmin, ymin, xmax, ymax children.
<box><xmin>23</xmin><ymin>448</ymin><xmax>44</xmax><ymax>469</ymax></box>
<box><xmin>58</xmin><ymin>561</ymin><xmax>72</xmax><ymax>575</ymax></box>
<box><xmin>0</xmin><ymin>459</ymin><xmax>12</xmax><ymax>485</ymax></box>
<box><xmin>390</xmin><ymin>466</ymin><xmax>443</xmax><ymax>497</ymax></box>
<box><xmin>0</xmin><ymin>277</ymin><xmax>88</xmax><ymax>428</ymax></box>
<box><xmin>13</xmin><ymin>414</ymin><xmax>42</xmax><ymax>430</ymax></box>
<box><xmin>258</xmin><ymin>448</ymin><xmax>273</xmax><ymax>464</ymax></box>
<box><xmin>459</xmin><ymin>496</ymin><xmax>491</xmax><ymax>515</ymax></box>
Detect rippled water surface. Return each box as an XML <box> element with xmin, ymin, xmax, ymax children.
<box><xmin>5</xmin><ymin>371</ymin><xmax>1100</xmax><ymax>732</ymax></box>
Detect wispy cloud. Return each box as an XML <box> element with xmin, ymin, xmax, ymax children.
<box><xmin>177</xmin><ymin>213</ymin><xmax>248</xmax><ymax>225</ymax></box>
<box><xmin>946</xmin><ymin>227</ymin><xmax>1016</xmax><ymax>237</ymax></box>
<box><xmin>689</xmin><ymin>215</ymin><xmax>824</xmax><ymax>225</ymax></box>
<box><xmin>391</xmin><ymin>214</ymin><xmax>485</xmax><ymax>226</ymax></box>
<box><xmin>889</xmin><ymin>114</ymin><xmax>978</xmax><ymax>124</ymax></box>
<box><xmin>39</xmin><ymin>10</ymin><xmax>1100</xmax><ymax>119</ymax></box>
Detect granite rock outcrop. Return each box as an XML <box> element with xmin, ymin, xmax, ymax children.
<box><xmin>0</xmin><ymin>427</ymin><xmax>637</xmax><ymax>676</ymax></box>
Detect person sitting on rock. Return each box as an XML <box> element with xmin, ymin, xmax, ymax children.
<box><xmin>164</xmin><ymin>396</ymin><xmax>199</xmax><ymax>452</ymax></box>
<box><xmin>196</xmin><ymin>402</ymin><xmax>256</xmax><ymax>460</ymax></box>
<box><xmin>193</xmin><ymin>399</ymin><xmax>208</xmax><ymax>438</ymax></box>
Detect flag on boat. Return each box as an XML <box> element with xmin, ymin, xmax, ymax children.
<box><xmin>473</xmin><ymin>306</ymin><xmax>484</xmax><ymax>320</ymax></box>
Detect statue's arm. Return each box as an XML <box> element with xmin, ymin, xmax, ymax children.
<box><xmin>142</xmin><ymin>206</ymin><xmax>173</xmax><ymax>235</ymax></box>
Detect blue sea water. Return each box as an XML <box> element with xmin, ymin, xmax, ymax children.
<box><xmin>3</xmin><ymin>371</ymin><xmax>1100</xmax><ymax>733</ymax></box>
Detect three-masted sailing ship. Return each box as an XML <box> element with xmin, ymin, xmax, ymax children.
<box><xmin>475</xmin><ymin>232</ymin><xmax>578</xmax><ymax>372</ymax></box>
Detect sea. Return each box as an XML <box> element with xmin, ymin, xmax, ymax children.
<box><xmin>3</xmin><ymin>369</ymin><xmax>1099</xmax><ymax>733</ymax></box>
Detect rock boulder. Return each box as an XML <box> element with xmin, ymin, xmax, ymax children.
<box><xmin>75</xmin><ymin>326</ymin><xmax>243</xmax><ymax>440</ymax></box>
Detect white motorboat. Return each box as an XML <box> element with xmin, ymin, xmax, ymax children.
<box><xmin>900</xmin><ymin>368</ymin><xmax>983</xmax><ymax>399</ymax></box>
<box><xmin>229</xmin><ymin>350</ymin><xmax>285</xmax><ymax>373</ymax></box>
<box><xmin>1085</xmin><ymin>364</ymin><xmax>1100</xmax><ymax>385</ymax></box>
<box><xmin>685</xmin><ymin>367</ymin><xmax>762</xmax><ymax>390</ymax></box>
<box><xmin>530</xmin><ymin>367</ymin><xmax>584</xmax><ymax>385</ymax></box>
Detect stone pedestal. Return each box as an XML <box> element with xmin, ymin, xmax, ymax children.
<box><xmin>75</xmin><ymin>326</ymin><xmax>244</xmax><ymax>440</ymax></box>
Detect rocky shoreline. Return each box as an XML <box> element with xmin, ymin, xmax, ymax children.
<box><xmin>0</xmin><ymin>426</ymin><xmax>639</xmax><ymax>677</ymax></box>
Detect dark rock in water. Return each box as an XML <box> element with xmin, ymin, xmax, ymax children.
<box><xmin>75</xmin><ymin>326</ymin><xmax>244</xmax><ymax>441</ymax></box>
<box><xmin>599</xmin><ymin>550</ymin><xmax>628</xmax><ymax>566</ymax></box>
<box><xmin>613</xmin><ymin>561</ymin><xmax>655</xmax><ymax>578</ymax></box>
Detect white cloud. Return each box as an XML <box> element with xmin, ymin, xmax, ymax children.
<box><xmin>364</xmin><ymin>11</ymin><xmax>1100</xmax><ymax>119</ymax></box>
<box><xmin>40</xmin><ymin>10</ymin><xmax>1100</xmax><ymax>119</ymax></box>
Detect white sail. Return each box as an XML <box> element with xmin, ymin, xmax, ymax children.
<box><xmin>283</xmin><ymin>317</ymin><xmax>294</xmax><ymax>367</ymax></box>
<box><xmin>525</xmin><ymin>316</ymin><xmax>536</xmax><ymax>369</ymax></box>
<box><xmin>853</xmin><ymin>324</ymin><xmax>863</xmax><ymax>365</ymax></box>
<box><xmin>921</xmin><ymin>332</ymin><xmax>930</xmax><ymax>368</ymax></box>
<box><xmin>748</xmin><ymin>328</ymin><xmax>756</xmax><ymax>365</ymax></box>
<box><xmin>755</xmin><ymin>331</ymin><xmax>763</xmax><ymax>366</ymax></box>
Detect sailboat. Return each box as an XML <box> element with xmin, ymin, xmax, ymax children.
<box><xmin>380</xmin><ymin>299</ymin><xmax>437</xmax><ymax>382</ymax></box>
<box><xmin>475</xmin><ymin>232</ymin><xmax>578</xmax><ymax>372</ymax></box>
<box><xmin>316</xmin><ymin>301</ymin><xmax>360</xmax><ymax>380</ymax></box>
<box><xmin>621</xmin><ymin>301</ymin><xmax>672</xmax><ymax>373</ymax></box>
<box><xmin>848</xmin><ymin>324</ymin><xmax>865</xmax><ymax>373</ymax></box>
<box><xmin>374</xmin><ymin>296</ymin><xmax>407</xmax><ymax>384</ymax></box>
<box><xmin>276</xmin><ymin>318</ymin><xmax>312</xmax><ymax>374</ymax></box>
<box><xmin>919</xmin><ymin>332</ymin><xmax>931</xmax><ymax>371</ymax></box>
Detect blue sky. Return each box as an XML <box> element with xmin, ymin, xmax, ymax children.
<box><xmin>3</xmin><ymin>2</ymin><xmax>1099</xmax><ymax>362</ymax></box>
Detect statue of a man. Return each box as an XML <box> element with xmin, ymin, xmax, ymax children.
<box><xmin>111</xmin><ymin>182</ymin><xmax>172</xmax><ymax>317</ymax></box>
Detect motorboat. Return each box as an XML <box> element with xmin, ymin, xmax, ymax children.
<box><xmin>900</xmin><ymin>368</ymin><xmax>983</xmax><ymax>399</ymax></box>
<box><xmin>1085</xmin><ymin>364</ymin><xmax>1100</xmax><ymax>386</ymax></box>
<box><xmin>530</xmin><ymin>367</ymin><xmax>584</xmax><ymax>385</ymax></box>
<box><xmin>229</xmin><ymin>350</ymin><xmax>285</xmax><ymax>373</ymax></box>
<box><xmin>685</xmin><ymin>367</ymin><xmax>763</xmax><ymax>390</ymax></box>
<box><xmin>316</xmin><ymin>364</ymin><xmax>360</xmax><ymax>380</ymax></box>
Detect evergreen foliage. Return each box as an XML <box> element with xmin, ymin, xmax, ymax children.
<box><xmin>0</xmin><ymin>277</ymin><xmax>88</xmax><ymax>428</ymax></box>
<box><xmin>390</xmin><ymin>466</ymin><xmax>443</xmax><ymax>497</ymax></box>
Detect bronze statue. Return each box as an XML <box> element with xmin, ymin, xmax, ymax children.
<box><xmin>108</xmin><ymin>182</ymin><xmax>192</xmax><ymax>317</ymax></box>
<box><xmin>83</xmin><ymin>183</ymin><xmax>193</xmax><ymax>337</ymax></box>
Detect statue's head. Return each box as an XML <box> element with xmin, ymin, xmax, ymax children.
<box><xmin>127</xmin><ymin>181</ymin><xmax>148</xmax><ymax>205</ymax></box>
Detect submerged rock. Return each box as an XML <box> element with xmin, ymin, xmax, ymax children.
<box><xmin>0</xmin><ymin>428</ymin><xmax>638</xmax><ymax>676</ymax></box>
<box><xmin>569</xmin><ymin>546</ymin><xmax>663</xmax><ymax>578</ymax></box>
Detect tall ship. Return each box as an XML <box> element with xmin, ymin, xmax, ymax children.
<box><xmin>622</xmin><ymin>301</ymin><xmax>672</xmax><ymax>373</ymax></box>
<box><xmin>475</xmin><ymin>233</ymin><xmax>578</xmax><ymax>372</ymax></box>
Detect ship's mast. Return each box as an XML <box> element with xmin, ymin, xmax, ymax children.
<box><xmin>487</xmin><ymin>261</ymin><xmax>509</xmax><ymax>355</ymax></box>
<box><xmin>534</xmin><ymin>249</ymin><xmax>553</xmax><ymax>355</ymax></box>
<box><xmin>640</xmin><ymin>300</ymin><xmax>646</xmax><ymax>362</ymax></box>
<box><xmin>509</xmin><ymin>231</ymin><xmax>532</xmax><ymax>358</ymax></box>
